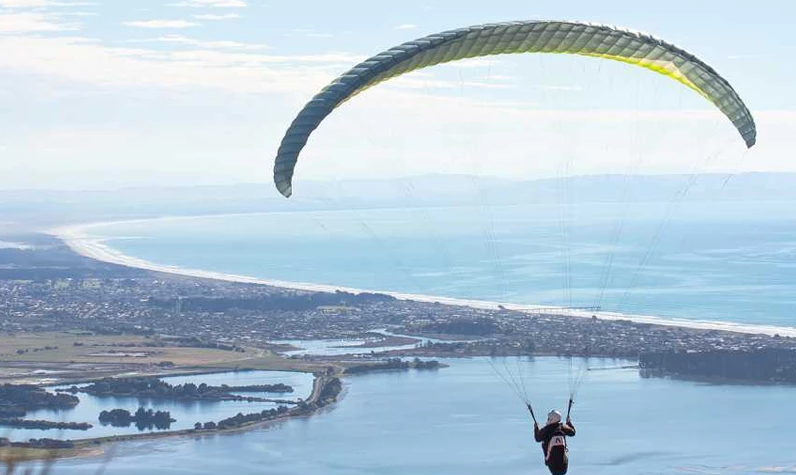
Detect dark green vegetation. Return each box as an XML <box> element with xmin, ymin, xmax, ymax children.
<box><xmin>194</xmin><ymin>377</ymin><xmax>342</xmax><ymax>432</ymax></box>
<box><xmin>0</xmin><ymin>234</ymin><xmax>145</xmax><ymax>280</ymax></box>
<box><xmin>0</xmin><ymin>438</ymin><xmax>75</xmax><ymax>449</ymax></box>
<box><xmin>59</xmin><ymin>377</ymin><xmax>294</xmax><ymax>402</ymax></box>
<box><xmin>206</xmin><ymin>405</ymin><xmax>289</xmax><ymax>430</ymax></box>
<box><xmin>99</xmin><ymin>408</ymin><xmax>175</xmax><ymax>430</ymax></box>
<box><xmin>0</xmin><ymin>419</ymin><xmax>91</xmax><ymax>430</ymax></box>
<box><xmin>344</xmin><ymin>358</ymin><xmax>442</xmax><ymax>375</ymax></box>
<box><xmin>0</xmin><ymin>384</ymin><xmax>78</xmax><ymax>418</ymax></box>
<box><xmin>413</xmin><ymin>318</ymin><xmax>499</xmax><ymax>336</ymax></box>
<box><xmin>640</xmin><ymin>348</ymin><xmax>796</xmax><ymax>383</ymax></box>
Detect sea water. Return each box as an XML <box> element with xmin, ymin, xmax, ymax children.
<box><xmin>90</xmin><ymin>200</ymin><xmax>796</xmax><ymax>326</ymax></box>
<box><xmin>40</xmin><ymin>201</ymin><xmax>796</xmax><ymax>473</ymax></box>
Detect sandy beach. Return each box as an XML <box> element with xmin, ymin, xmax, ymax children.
<box><xmin>49</xmin><ymin>218</ymin><xmax>796</xmax><ymax>339</ymax></box>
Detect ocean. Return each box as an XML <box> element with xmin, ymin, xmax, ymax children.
<box><xmin>87</xmin><ymin>200</ymin><xmax>796</xmax><ymax>327</ymax></box>
<box><xmin>33</xmin><ymin>200</ymin><xmax>796</xmax><ymax>473</ymax></box>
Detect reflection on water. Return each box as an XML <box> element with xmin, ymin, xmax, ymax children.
<box><xmin>3</xmin><ymin>370</ymin><xmax>314</xmax><ymax>442</ymax></box>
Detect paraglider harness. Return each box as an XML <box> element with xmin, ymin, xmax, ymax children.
<box><xmin>544</xmin><ymin>434</ymin><xmax>569</xmax><ymax>464</ymax></box>
<box><xmin>528</xmin><ymin>398</ymin><xmax>573</xmax><ymax>465</ymax></box>
<box><xmin>544</xmin><ymin>431</ymin><xmax>568</xmax><ymax>464</ymax></box>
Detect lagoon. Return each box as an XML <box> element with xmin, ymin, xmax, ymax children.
<box><xmin>26</xmin><ymin>357</ymin><xmax>796</xmax><ymax>474</ymax></box>
<box><xmin>4</xmin><ymin>370</ymin><xmax>314</xmax><ymax>442</ymax></box>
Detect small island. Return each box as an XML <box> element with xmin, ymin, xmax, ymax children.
<box><xmin>344</xmin><ymin>357</ymin><xmax>443</xmax><ymax>375</ymax></box>
<box><xmin>0</xmin><ymin>384</ymin><xmax>79</xmax><ymax>418</ymax></box>
<box><xmin>194</xmin><ymin>376</ymin><xmax>342</xmax><ymax>431</ymax></box>
<box><xmin>99</xmin><ymin>408</ymin><xmax>176</xmax><ymax>430</ymax></box>
<box><xmin>59</xmin><ymin>377</ymin><xmax>295</xmax><ymax>403</ymax></box>
<box><xmin>640</xmin><ymin>348</ymin><xmax>796</xmax><ymax>383</ymax></box>
<box><xmin>0</xmin><ymin>419</ymin><xmax>91</xmax><ymax>430</ymax></box>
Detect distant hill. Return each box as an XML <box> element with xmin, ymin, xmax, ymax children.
<box><xmin>3</xmin><ymin>172</ymin><xmax>796</xmax><ymax>229</ymax></box>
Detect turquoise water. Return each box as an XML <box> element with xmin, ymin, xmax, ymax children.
<box><xmin>93</xmin><ymin>200</ymin><xmax>796</xmax><ymax>327</ymax></box>
<box><xmin>26</xmin><ymin>358</ymin><xmax>796</xmax><ymax>474</ymax></box>
<box><xmin>29</xmin><ymin>206</ymin><xmax>796</xmax><ymax>473</ymax></box>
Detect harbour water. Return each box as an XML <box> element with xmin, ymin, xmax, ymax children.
<box><xmin>32</xmin><ymin>201</ymin><xmax>796</xmax><ymax>472</ymax></box>
<box><xmin>28</xmin><ymin>357</ymin><xmax>796</xmax><ymax>474</ymax></box>
<box><xmin>4</xmin><ymin>370</ymin><xmax>314</xmax><ymax>441</ymax></box>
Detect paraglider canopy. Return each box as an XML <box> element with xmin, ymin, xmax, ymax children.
<box><xmin>273</xmin><ymin>20</ymin><xmax>757</xmax><ymax>198</ymax></box>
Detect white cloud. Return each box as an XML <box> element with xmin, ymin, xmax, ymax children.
<box><xmin>0</xmin><ymin>12</ymin><xmax>79</xmax><ymax>32</ymax></box>
<box><xmin>193</xmin><ymin>13</ymin><xmax>239</xmax><ymax>20</ymax></box>
<box><xmin>169</xmin><ymin>0</ymin><xmax>246</xmax><ymax>7</ymax></box>
<box><xmin>57</xmin><ymin>11</ymin><xmax>97</xmax><ymax>17</ymax></box>
<box><xmin>727</xmin><ymin>54</ymin><xmax>763</xmax><ymax>60</ymax></box>
<box><xmin>538</xmin><ymin>85</ymin><xmax>584</xmax><ymax>92</ymax></box>
<box><xmin>484</xmin><ymin>75</ymin><xmax>514</xmax><ymax>81</ymax></box>
<box><xmin>124</xmin><ymin>20</ymin><xmax>201</xmax><ymax>29</ymax></box>
<box><xmin>136</xmin><ymin>34</ymin><xmax>267</xmax><ymax>50</ymax></box>
<box><xmin>394</xmin><ymin>24</ymin><xmax>417</xmax><ymax>30</ymax></box>
<box><xmin>288</xmin><ymin>29</ymin><xmax>334</xmax><ymax>39</ymax></box>
<box><xmin>0</xmin><ymin>35</ymin><xmax>361</xmax><ymax>94</ymax></box>
<box><xmin>0</xmin><ymin>0</ymin><xmax>95</xmax><ymax>7</ymax></box>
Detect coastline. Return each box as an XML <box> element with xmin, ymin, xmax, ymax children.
<box><xmin>1</xmin><ymin>373</ymin><xmax>339</xmax><ymax>464</ymax></box>
<box><xmin>48</xmin><ymin>217</ymin><xmax>796</xmax><ymax>339</ymax></box>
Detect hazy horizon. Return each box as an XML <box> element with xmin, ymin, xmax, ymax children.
<box><xmin>0</xmin><ymin>0</ymin><xmax>794</xmax><ymax>191</ymax></box>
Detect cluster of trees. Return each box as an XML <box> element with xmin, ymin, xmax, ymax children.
<box><xmin>217</xmin><ymin>383</ymin><xmax>292</xmax><ymax>393</ymax></box>
<box><xmin>344</xmin><ymin>358</ymin><xmax>441</xmax><ymax>374</ymax></box>
<box><xmin>413</xmin><ymin>318</ymin><xmax>500</xmax><ymax>336</ymax></box>
<box><xmin>195</xmin><ymin>406</ymin><xmax>290</xmax><ymax>431</ymax></box>
<box><xmin>0</xmin><ymin>419</ymin><xmax>91</xmax><ymax>430</ymax></box>
<box><xmin>99</xmin><ymin>408</ymin><xmax>175</xmax><ymax>430</ymax></box>
<box><xmin>316</xmin><ymin>377</ymin><xmax>342</xmax><ymax>407</ymax></box>
<box><xmin>63</xmin><ymin>377</ymin><xmax>293</xmax><ymax>400</ymax></box>
<box><xmin>0</xmin><ymin>239</ymin><xmax>145</xmax><ymax>280</ymax></box>
<box><xmin>159</xmin><ymin>336</ymin><xmax>244</xmax><ymax>352</ymax></box>
<box><xmin>0</xmin><ymin>384</ymin><xmax>79</xmax><ymax>418</ymax></box>
<box><xmin>193</xmin><ymin>377</ymin><xmax>343</xmax><ymax>432</ymax></box>
<box><xmin>639</xmin><ymin>348</ymin><xmax>796</xmax><ymax>382</ymax></box>
<box><xmin>0</xmin><ymin>437</ymin><xmax>75</xmax><ymax>449</ymax></box>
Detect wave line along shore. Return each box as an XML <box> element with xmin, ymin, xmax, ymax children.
<box><xmin>48</xmin><ymin>218</ymin><xmax>796</xmax><ymax>339</ymax></box>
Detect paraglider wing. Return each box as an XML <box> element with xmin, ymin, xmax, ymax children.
<box><xmin>273</xmin><ymin>20</ymin><xmax>756</xmax><ymax>198</ymax></box>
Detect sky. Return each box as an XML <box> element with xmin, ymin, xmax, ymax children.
<box><xmin>0</xmin><ymin>0</ymin><xmax>794</xmax><ymax>192</ymax></box>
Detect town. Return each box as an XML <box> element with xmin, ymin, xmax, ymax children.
<box><xmin>2</xmin><ymin>233</ymin><xmax>796</xmax><ymax>379</ymax></box>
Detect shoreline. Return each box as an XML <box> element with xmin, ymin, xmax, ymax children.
<box><xmin>48</xmin><ymin>218</ymin><xmax>796</xmax><ymax>339</ymax></box>
<box><xmin>1</xmin><ymin>373</ymin><xmax>338</xmax><ymax>464</ymax></box>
